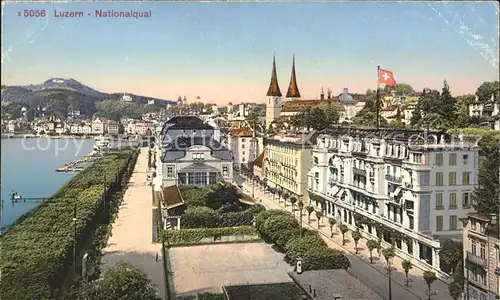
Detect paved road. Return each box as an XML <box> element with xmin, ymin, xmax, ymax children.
<box><xmin>241</xmin><ymin>180</ymin><xmax>452</xmax><ymax>300</ymax></box>
<box><xmin>101</xmin><ymin>148</ymin><xmax>165</xmax><ymax>299</ymax></box>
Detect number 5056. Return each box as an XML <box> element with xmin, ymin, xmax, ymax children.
<box><xmin>24</xmin><ymin>10</ymin><xmax>46</xmax><ymax>17</ymax></box>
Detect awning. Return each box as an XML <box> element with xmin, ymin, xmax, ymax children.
<box><xmin>328</xmin><ymin>185</ymin><xmax>339</xmax><ymax>196</ymax></box>
<box><xmin>334</xmin><ymin>188</ymin><xmax>345</xmax><ymax>198</ymax></box>
<box><xmin>391</xmin><ymin>186</ymin><xmax>402</xmax><ymax>198</ymax></box>
<box><xmin>178</xmin><ymin>163</ymin><xmax>220</xmax><ymax>173</ymax></box>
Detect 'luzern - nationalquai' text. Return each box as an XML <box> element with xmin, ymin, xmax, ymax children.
<box><xmin>94</xmin><ymin>10</ymin><xmax>152</xmax><ymax>19</ymax></box>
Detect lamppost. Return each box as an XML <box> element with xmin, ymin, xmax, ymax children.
<box><xmin>387</xmin><ymin>255</ymin><xmax>394</xmax><ymax>300</ymax></box>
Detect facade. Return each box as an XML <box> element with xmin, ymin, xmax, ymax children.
<box><xmin>307</xmin><ymin>127</ymin><xmax>479</xmax><ymax>277</ymax></box>
<box><xmin>227</xmin><ymin>123</ymin><xmax>263</xmax><ymax>167</ymax></box>
<box><xmin>463</xmin><ymin>213</ymin><xmax>500</xmax><ymax>300</ymax></box>
<box><xmin>159</xmin><ymin>116</ymin><xmax>234</xmax><ymax>187</ymax></box>
<box><xmin>92</xmin><ymin>117</ymin><xmax>106</xmax><ymax>135</ymax></box>
<box><xmin>106</xmin><ymin>120</ymin><xmax>123</xmax><ymax>135</ymax></box>
<box><xmin>265</xmin><ymin>133</ymin><xmax>316</xmax><ymax>205</ymax></box>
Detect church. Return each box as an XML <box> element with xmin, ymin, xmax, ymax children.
<box><xmin>264</xmin><ymin>56</ymin><xmax>363</xmax><ymax>129</ymax></box>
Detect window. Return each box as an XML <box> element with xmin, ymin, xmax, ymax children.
<box><xmin>449</xmin><ymin>153</ymin><xmax>457</xmax><ymax>166</ymax></box>
<box><xmin>449</xmin><ymin>215</ymin><xmax>458</xmax><ymax>230</ymax></box>
<box><xmin>167</xmin><ymin>166</ymin><xmax>173</xmax><ymax>177</ymax></box>
<box><xmin>435</xmin><ymin>193</ymin><xmax>444</xmax><ymax>209</ymax></box>
<box><xmin>471</xmin><ymin>240</ymin><xmax>477</xmax><ymax>254</ymax></box>
<box><xmin>462</xmin><ymin>172</ymin><xmax>470</xmax><ymax>185</ymax></box>
<box><xmin>449</xmin><ymin>172</ymin><xmax>456</xmax><ymax>185</ymax></box>
<box><xmin>436</xmin><ymin>153</ymin><xmax>443</xmax><ymax>166</ymax></box>
<box><xmin>436</xmin><ymin>172</ymin><xmax>444</xmax><ymax>186</ymax></box>
<box><xmin>419</xmin><ymin>171</ymin><xmax>430</xmax><ymax>186</ymax></box>
<box><xmin>436</xmin><ymin>216</ymin><xmax>443</xmax><ymax>231</ymax></box>
<box><xmin>462</xmin><ymin>193</ymin><xmax>470</xmax><ymax>208</ymax></box>
<box><xmin>313</xmin><ymin>156</ymin><xmax>319</xmax><ymax>164</ymax></box>
<box><xmin>241</xmin><ymin>138</ymin><xmax>246</xmax><ymax>143</ymax></box>
<box><xmin>463</xmin><ymin>154</ymin><xmax>469</xmax><ymax>165</ymax></box>
<box><xmin>242</xmin><ymin>157</ymin><xmax>245</xmax><ymax>162</ymax></box>
<box><xmin>449</xmin><ymin>193</ymin><xmax>457</xmax><ymax>208</ymax></box>
<box><xmin>471</xmin><ymin>220</ymin><xmax>477</xmax><ymax>231</ymax></box>
<box><xmin>209</xmin><ymin>172</ymin><xmax>218</xmax><ymax>184</ymax></box>
<box><xmin>242</xmin><ymin>144</ymin><xmax>245</xmax><ymax>149</ymax></box>
<box><xmin>409</xmin><ymin>216</ymin><xmax>414</xmax><ymax>230</ymax></box>
<box><xmin>193</xmin><ymin>153</ymin><xmax>205</xmax><ymax>160</ymax></box>
<box><xmin>480</xmin><ymin>243</ymin><xmax>486</xmax><ymax>258</ymax></box>
<box><xmin>222</xmin><ymin>166</ymin><xmax>228</xmax><ymax>177</ymax></box>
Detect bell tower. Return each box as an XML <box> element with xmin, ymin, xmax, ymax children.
<box><xmin>265</xmin><ymin>55</ymin><xmax>282</xmax><ymax>130</ymax></box>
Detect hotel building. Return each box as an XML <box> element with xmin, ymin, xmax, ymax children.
<box><xmin>463</xmin><ymin>213</ymin><xmax>500</xmax><ymax>300</ymax></box>
<box><xmin>307</xmin><ymin>127</ymin><xmax>479</xmax><ymax>276</ymax></box>
<box><xmin>264</xmin><ymin>132</ymin><xmax>316</xmax><ymax>205</ymax></box>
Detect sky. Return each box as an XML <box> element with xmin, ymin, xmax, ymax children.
<box><xmin>1</xmin><ymin>1</ymin><xmax>499</xmax><ymax>105</ymax></box>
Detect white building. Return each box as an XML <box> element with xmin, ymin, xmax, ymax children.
<box><xmin>227</xmin><ymin>122</ymin><xmax>263</xmax><ymax>167</ymax></box>
<box><xmin>92</xmin><ymin>117</ymin><xmax>106</xmax><ymax>135</ymax></box>
<box><xmin>307</xmin><ymin>127</ymin><xmax>479</xmax><ymax>277</ymax></box>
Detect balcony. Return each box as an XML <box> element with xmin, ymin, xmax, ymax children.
<box><xmin>353</xmin><ymin>167</ymin><xmax>366</xmax><ymax>176</ymax></box>
<box><xmin>466</xmin><ymin>251</ymin><xmax>487</xmax><ymax>268</ymax></box>
<box><xmin>385</xmin><ymin>174</ymin><xmax>403</xmax><ymax>184</ymax></box>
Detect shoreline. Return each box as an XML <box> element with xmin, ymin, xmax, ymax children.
<box><xmin>1</xmin><ymin>133</ymin><xmax>136</xmax><ymax>139</ymax></box>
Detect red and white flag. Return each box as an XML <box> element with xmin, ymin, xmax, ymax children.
<box><xmin>379</xmin><ymin>68</ymin><xmax>396</xmax><ymax>87</ymax></box>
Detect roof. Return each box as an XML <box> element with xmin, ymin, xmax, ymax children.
<box><xmin>266</xmin><ymin>131</ymin><xmax>318</xmax><ymax>148</ymax></box>
<box><xmin>286</xmin><ymin>56</ymin><xmax>300</xmax><ymax>98</ymax></box>
<box><xmin>230</xmin><ymin>127</ymin><xmax>253</xmax><ymax>137</ymax></box>
<box><xmin>289</xmin><ymin>270</ymin><xmax>383</xmax><ymax>300</ymax></box>
<box><xmin>223</xmin><ymin>282</ymin><xmax>307</xmax><ymax>300</ymax></box>
<box><xmin>162</xmin><ymin>185</ymin><xmax>184</xmax><ymax>208</ymax></box>
<box><xmin>339</xmin><ymin>88</ymin><xmax>357</xmax><ymax>105</ymax></box>
<box><xmin>178</xmin><ymin>162</ymin><xmax>220</xmax><ymax>173</ymax></box>
<box><xmin>161</xmin><ymin>116</ymin><xmax>213</xmax><ymax>134</ymax></box>
<box><xmin>281</xmin><ymin>99</ymin><xmax>340</xmax><ymax>112</ymax></box>
<box><xmin>266</xmin><ymin>56</ymin><xmax>282</xmax><ymax>97</ymax></box>
<box><xmin>253</xmin><ymin>151</ymin><xmax>265</xmax><ymax>167</ymax></box>
<box><xmin>161</xmin><ymin>136</ymin><xmax>233</xmax><ymax>161</ymax></box>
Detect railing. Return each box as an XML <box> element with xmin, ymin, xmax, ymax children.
<box><xmin>385</xmin><ymin>174</ymin><xmax>403</xmax><ymax>184</ymax></box>
<box><xmin>352</xmin><ymin>167</ymin><xmax>366</xmax><ymax>176</ymax></box>
<box><xmin>466</xmin><ymin>251</ymin><xmax>487</xmax><ymax>268</ymax></box>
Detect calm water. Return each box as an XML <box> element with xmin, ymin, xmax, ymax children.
<box><xmin>1</xmin><ymin>137</ymin><xmax>94</xmax><ymax>226</ymax></box>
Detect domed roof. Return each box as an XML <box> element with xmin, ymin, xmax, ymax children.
<box><xmin>339</xmin><ymin>88</ymin><xmax>356</xmax><ymax>105</ymax></box>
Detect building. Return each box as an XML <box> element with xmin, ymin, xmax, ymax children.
<box><xmin>462</xmin><ymin>212</ymin><xmax>500</xmax><ymax>300</ymax></box>
<box><xmin>338</xmin><ymin>88</ymin><xmax>365</xmax><ymax>124</ymax></box>
<box><xmin>227</xmin><ymin>121</ymin><xmax>263</xmax><ymax>168</ymax></box>
<box><xmin>307</xmin><ymin>127</ymin><xmax>479</xmax><ymax>277</ymax></box>
<box><xmin>135</xmin><ymin>120</ymin><xmax>152</xmax><ymax>136</ymax></box>
<box><xmin>159</xmin><ymin>116</ymin><xmax>234</xmax><ymax>187</ymax></box>
<box><xmin>265</xmin><ymin>132</ymin><xmax>316</xmax><ymax>205</ymax></box>
<box><xmin>106</xmin><ymin>120</ymin><xmax>123</xmax><ymax>135</ymax></box>
<box><xmin>265</xmin><ymin>56</ymin><xmax>300</xmax><ymax>129</ymax></box>
<box><xmin>92</xmin><ymin>117</ymin><xmax>106</xmax><ymax>135</ymax></box>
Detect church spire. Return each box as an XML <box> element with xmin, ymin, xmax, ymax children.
<box><xmin>266</xmin><ymin>54</ymin><xmax>282</xmax><ymax>97</ymax></box>
<box><xmin>286</xmin><ymin>55</ymin><xmax>300</xmax><ymax>98</ymax></box>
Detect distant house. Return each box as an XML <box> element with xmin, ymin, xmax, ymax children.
<box><xmin>7</xmin><ymin>120</ymin><xmax>18</xmax><ymax>133</ymax></box>
<box><xmin>92</xmin><ymin>117</ymin><xmax>106</xmax><ymax>135</ymax></box>
<box><xmin>106</xmin><ymin>120</ymin><xmax>123</xmax><ymax>135</ymax></box>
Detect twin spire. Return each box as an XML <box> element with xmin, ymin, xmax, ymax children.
<box><xmin>266</xmin><ymin>55</ymin><xmax>301</xmax><ymax>98</ymax></box>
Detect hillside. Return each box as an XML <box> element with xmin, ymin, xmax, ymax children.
<box><xmin>1</xmin><ymin>78</ymin><xmax>175</xmax><ymax>117</ymax></box>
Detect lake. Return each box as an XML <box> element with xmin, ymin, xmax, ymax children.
<box><xmin>1</xmin><ymin>137</ymin><xmax>94</xmax><ymax>227</ymax></box>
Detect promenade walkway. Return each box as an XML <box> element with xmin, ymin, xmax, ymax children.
<box><xmin>242</xmin><ymin>180</ymin><xmax>453</xmax><ymax>300</ymax></box>
<box><xmin>101</xmin><ymin>148</ymin><xmax>165</xmax><ymax>299</ymax></box>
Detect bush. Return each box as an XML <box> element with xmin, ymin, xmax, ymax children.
<box><xmin>274</xmin><ymin>228</ymin><xmax>301</xmax><ymax>249</ymax></box>
<box><xmin>1</xmin><ymin>149</ymin><xmax>137</xmax><ymax>300</ymax></box>
<box><xmin>219</xmin><ymin>211</ymin><xmax>253</xmax><ymax>227</ymax></box>
<box><xmin>164</xmin><ymin>226</ymin><xmax>258</xmax><ymax>246</ymax></box>
<box><xmin>261</xmin><ymin>214</ymin><xmax>299</xmax><ymax>241</ymax></box>
<box><xmin>284</xmin><ymin>234</ymin><xmax>327</xmax><ymax>264</ymax></box>
<box><xmin>197</xmin><ymin>292</ymin><xmax>227</xmax><ymax>300</ymax></box>
<box><xmin>181</xmin><ymin>207</ymin><xmax>220</xmax><ymax>228</ymax></box>
<box><xmin>302</xmin><ymin>248</ymin><xmax>351</xmax><ymax>271</ymax></box>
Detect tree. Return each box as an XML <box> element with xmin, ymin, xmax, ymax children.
<box><xmin>289</xmin><ymin>196</ymin><xmax>298</xmax><ymax>212</ymax></box>
<box><xmin>402</xmin><ymin>260</ymin><xmax>413</xmax><ymax>286</ymax></box>
<box><xmin>351</xmin><ymin>231</ymin><xmax>362</xmax><ymax>253</ymax></box>
<box><xmin>395</xmin><ymin>83</ymin><xmax>415</xmax><ymax>96</ymax></box>
<box><xmin>306</xmin><ymin>206</ymin><xmax>315</xmax><ymax>224</ymax></box>
<box><xmin>439</xmin><ymin>240</ymin><xmax>463</xmax><ymax>274</ymax></box>
<box><xmin>315</xmin><ymin>211</ymin><xmax>323</xmax><ymax>227</ymax></box>
<box><xmin>262</xmin><ymin>213</ymin><xmax>300</xmax><ymax>242</ymax></box>
<box><xmin>438</xmin><ymin>80</ymin><xmax>457</xmax><ymax>126</ymax></box>
<box><xmin>410</xmin><ymin>104</ymin><xmax>422</xmax><ymax>126</ymax></box>
<box><xmin>473</xmin><ymin>132</ymin><xmax>500</xmax><ymax>215</ymax></box>
<box><xmin>73</xmin><ymin>261</ymin><xmax>161</xmax><ymax>300</ymax></box>
<box><xmin>423</xmin><ymin>270</ymin><xmax>437</xmax><ymax>300</ymax></box>
<box><xmin>366</xmin><ymin>240</ymin><xmax>378</xmax><ymax>264</ymax></box>
<box><xmin>476</xmin><ymin>81</ymin><xmax>500</xmax><ymax>103</ymax></box>
<box><xmin>328</xmin><ymin>218</ymin><xmax>336</xmax><ymax>237</ymax></box>
<box><xmin>448</xmin><ymin>281</ymin><xmax>463</xmax><ymax>300</ymax></box>
<box><xmin>339</xmin><ymin>224</ymin><xmax>348</xmax><ymax>245</ymax></box>
<box><xmin>382</xmin><ymin>247</ymin><xmax>395</xmax><ymax>267</ymax></box>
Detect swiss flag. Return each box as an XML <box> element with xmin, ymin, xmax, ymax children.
<box><xmin>379</xmin><ymin>69</ymin><xmax>396</xmax><ymax>87</ymax></box>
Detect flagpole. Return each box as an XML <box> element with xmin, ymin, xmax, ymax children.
<box><xmin>376</xmin><ymin>65</ymin><xmax>380</xmax><ymax>130</ymax></box>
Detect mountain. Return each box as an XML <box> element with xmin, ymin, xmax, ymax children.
<box><xmin>1</xmin><ymin>78</ymin><xmax>176</xmax><ymax>116</ymax></box>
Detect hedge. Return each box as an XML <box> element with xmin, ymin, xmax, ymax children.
<box><xmin>163</xmin><ymin>226</ymin><xmax>259</xmax><ymax>246</ymax></box>
<box><xmin>0</xmin><ymin>148</ymin><xmax>139</xmax><ymax>300</ymax></box>
<box><xmin>180</xmin><ymin>205</ymin><xmax>266</xmax><ymax>229</ymax></box>
<box><xmin>254</xmin><ymin>210</ymin><xmax>351</xmax><ymax>271</ymax></box>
